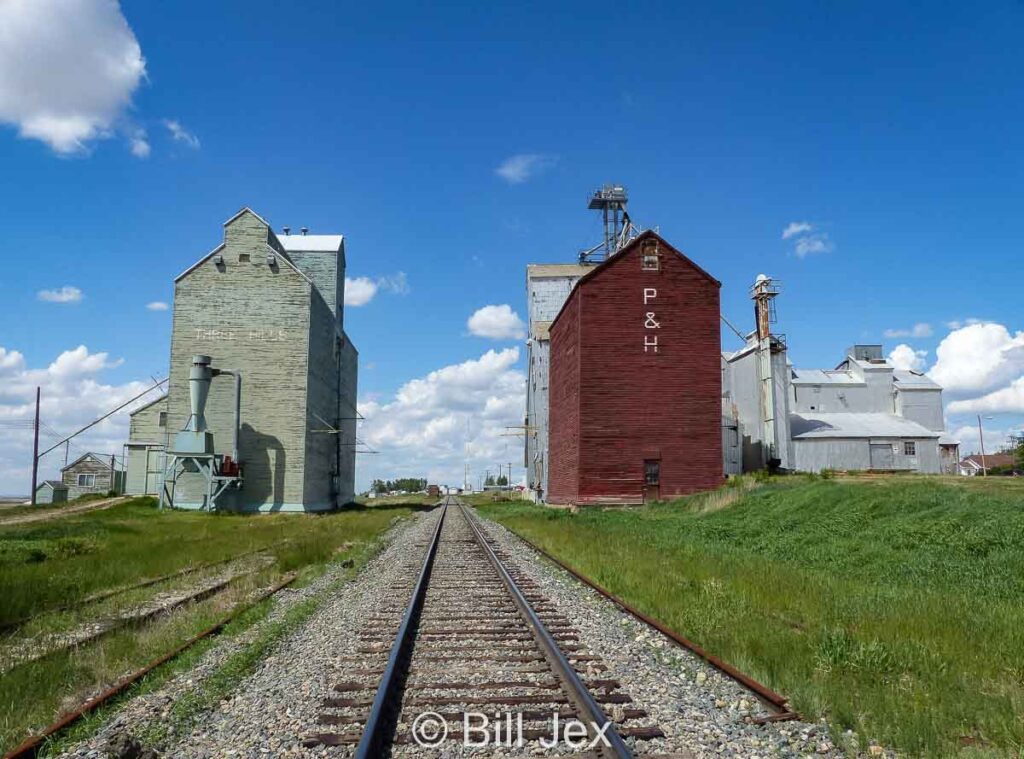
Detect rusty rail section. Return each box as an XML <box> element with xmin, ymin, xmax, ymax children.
<box><xmin>2</xmin><ymin>575</ymin><xmax>298</xmax><ymax>759</ymax></box>
<box><xmin>509</xmin><ymin>530</ymin><xmax>799</xmax><ymax>720</ymax></box>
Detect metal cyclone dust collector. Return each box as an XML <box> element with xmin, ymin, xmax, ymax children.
<box><xmin>160</xmin><ymin>355</ymin><xmax>243</xmax><ymax>510</ymax></box>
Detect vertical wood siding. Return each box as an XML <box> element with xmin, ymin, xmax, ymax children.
<box><xmin>168</xmin><ymin>211</ymin><xmax>312</xmax><ymax>509</ymax></box>
<box><xmin>548</xmin><ymin>232</ymin><xmax>723</xmax><ymax>505</ymax></box>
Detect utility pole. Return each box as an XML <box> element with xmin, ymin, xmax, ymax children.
<box><xmin>110</xmin><ymin>453</ymin><xmax>117</xmax><ymax>494</ymax></box>
<box><xmin>30</xmin><ymin>387</ymin><xmax>40</xmax><ymax>505</ymax></box>
<box><xmin>978</xmin><ymin>414</ymin><xmax>988</xmax><ymax>477</ymax></box>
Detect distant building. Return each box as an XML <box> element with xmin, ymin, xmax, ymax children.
<box><xmin>959</xmin><ymin>452</ymin><xmax>1017</xmax><ymax>475</ymax></box>
<box><xmin>34</xmin><ymin>480</ymin><xmax>68</xmax><ymax>505</ymax></box>
<box><xmin>125</xmin><ymin>393</ymin><xmax>168</xmax><ymax>496</ymax></box>
<box><xmin>547</xmin><ymin>231</ymin><xmax>723</xmax><ymax>505</ymax></box>
<box><xmin>62</xmin><ymin>453</ymin><xmax>121</xmax><ymax>499</ymax></box>
<box><xmin>525</xmin><ymin>263</ymin><xmax>593</xmax><ymax>501</ymax></box>
<box><xmin>124</xmin><ymin>208</ymin><xmax>358</xmax><ymax>511</ymax></box>
<box><xmin>723</xmin><ymin>281</ymin><xmax>958</xmax><ymax>474</ymax></box>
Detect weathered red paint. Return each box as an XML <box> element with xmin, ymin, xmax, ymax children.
<box><xmin>548</xmin><ymin>231</ymin><xmax>723</xmax><ymax>505</ymax></box>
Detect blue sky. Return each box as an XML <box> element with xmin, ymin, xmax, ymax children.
<box><xmin>1</xmin><ymin>1</ymin><xmax>1023</xmax><ymax>492</ymax></box>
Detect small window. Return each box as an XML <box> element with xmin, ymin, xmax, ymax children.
<box><xmin>641</xmin><ymin>239</ymin><xmax>660</xmax><ymax>271</ymax></box>
<box><xmin>77</xmin><ymin>474</ymin><xmax>96</xmax><ymax>487</ymax></box>
<box><xmin>238</xmin><ymin>253</ymin><xmax>251</xmax><ymax>263</ymax></box>
<box><xmin>904</xmin><ymin>441</ymin><xmax>916</xmax><ymax>456</ymax></box>
<box><xmin>158</xmin><ymin>411</ymin><xmax>167</xmax><ymax>428</ymax></box>
<box><xmin>644</xmin><ymin>460</ymin><xmax>660</xmax><ymax>485</ymax></box>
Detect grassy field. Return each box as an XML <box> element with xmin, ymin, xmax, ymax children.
<box><xmin>0</xmin><ymin>497</ymin><xmax>422</xmax><ymax>754</ymax></box>
<box><xmin>479</xmin><ymin>476</ymin><xmax>1024</xmax><ymax>757</ymax></box>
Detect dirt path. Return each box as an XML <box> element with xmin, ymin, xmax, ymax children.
<box><xmin>0</xmin><ymin>496</ymin><xmax>129</xmax><ymax>527</ymax></box>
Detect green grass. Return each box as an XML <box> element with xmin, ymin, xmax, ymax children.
<box><xmin>479</xmin><ymin>476</ymin><xmax>1024</xmax><ymax>758</ymax></box>
<box><xmin>0</xmin><ymin>498</ymin><xmax>418</xmax><ymax>754</ymax></box>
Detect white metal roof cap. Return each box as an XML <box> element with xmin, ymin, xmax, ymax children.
<box><xmin>278</xmin><ymin>234</ymin><xmax>343</xmax><ymax>252</ymax></box>
<box><xmin>790</xmin><ymin>412</ymin><xmax>941</xmax><ymax>439</ymax></box>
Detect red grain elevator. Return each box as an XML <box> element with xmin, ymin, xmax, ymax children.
<box><xmin>547</xmin><ymin>231</ymin><xmax>723</xmax><ymax>505</ymax></box>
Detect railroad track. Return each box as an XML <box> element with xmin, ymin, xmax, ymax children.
<box><xmin>304</xmin><ymin>497</ymin><xmax>663</xmax><ymax>757</ymax></box>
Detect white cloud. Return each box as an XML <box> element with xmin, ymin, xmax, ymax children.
<box><xmin>888</xmin><ymin>344</ymin><xmax>928</xmax><ymax>371</ymax></box>
<box><xmin>344</xmin><ymin>272</ymin><xmax>409</xmax><ymax>307</ymax></box>
<box><xmin>945</xmin><ymin>318</ymin><xmax>982</xmax><ymax>331</ymax></box>
<box><xmin>495</xmin><ymin>154</ymin><xmax>555</xmax><ymax>184</ymax></box>
<box><xmin>377</xmin><ymin>271</ymin><xmax>409</xmax><ymax>295</ymax></box>
<box><xmin>344</xmin><ymin>277</ymin><xmax>377</xmax><ymax>307</ymax></box>
<box><xmin>781</xmin><ymin>221</ymin><xmax>812</xmax><ymax>240</ymax></box>
<box><xmin>128</xmin><ymin>126</ymin><xmax>149</xmax><ymax>158</ymax></box>
<box><xmin>794</xmin><ymin>233</ymin><xmax>833</xmax><ymax>257</ymax></box>
<box><xmin>884</xmin><ymin>323</ymin><xmax>933</xmax><ymax>339</ymax></box>
<box><xmin>947</xmin><ymin>378</ymin><xmax>1024</xmax><ymax>415</ymax></box>
<box><xmin>928</xmin><ymin>322</ymin><xmax>1024</xmax><ymax>395</ymax></box>
<box><xmin>146</xmin><ymin>301</ymin><xmax>168</xmax><ymax>311</ymax></box>
<box><xmin>38</xmin><ymin>286</ymin><xmax>83</xmax><ymax>304</ymax></box>
<box><xmin>358</xmin><ymin>348</ymin><xmax>524</xmax><ymax>490</ymax></box>
<box><xmin>162</xmin><ymin>118</ymin><xmax>199</xmax><ymax>149</ymax></box>
<box><xmin>0</xmin><ymin>344</ymin><xmax>160</xmax><ymax>495</ymax></box>
<box><xmin>467</xmin><ymin>304</ymin><xmax>527</xmax><ymax>340</ymax></box>
<box><xmin>781</xmin><ymin>221</ymin><xmax>833</xmax><ymax>258</ymax></box>
<box><xmin>0</xmin><ymin>0</ymin><xmax>147</xmax><ymax>155</ymax></box>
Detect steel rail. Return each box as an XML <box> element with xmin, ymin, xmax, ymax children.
<box><xmin>2</xmin><ymin>574</ymin><xmax>298</xmax><ymax>759</ymax></box>
<box><xmin>459</xmin><ymin>502</ymin><xmax>634</xmax><ymax>759</ymax></box>
<box><xmin>0</xmin><ymin>545</ymin><xmax>275</xmax><ymax>635</ymax></box>
<box><xmin>353</xmin><ymin>499</ymin><xmax>448</xmax><ymax>759</ymax></box>
<box><xmin>507</xmin><ymin>529</ymin><xmax>797</xmax><ymax>720</ymax></box>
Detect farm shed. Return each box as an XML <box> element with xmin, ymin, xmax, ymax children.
<box><xmin>34</xmin><ymin>480</ymin><xmax>68</xmax><ymax>504</ymax></box>
<box><xmin>125</xmin><ymin>393</ymin><xmax>168</xmax><ymax>496</ymax></box>
<box><xmin>62</xmin><ymin>453</ymin><xmax>121</xmax><ymax>499</ymax></box>
<box><xmin>547</xmin><ymin>230</ymin><xmax>723</xmax><ymax>505</ymax></box>
<box><xmin>133</xmin><ymin>207</ymin><xmax>359</xmax><ymax>512</ymax></box>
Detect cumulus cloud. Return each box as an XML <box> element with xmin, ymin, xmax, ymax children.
<box><xmin>0</xmin><ymin>0</ymin><xmax>147</xmax><ymax>155</ymax></box>
<box><xmin>0</xmin><ymin>344</ymin><xmax>161</xmax><ymax>494</ymax></box>
<box><xmin>344</xmin><ymin>277</ymin><xmax>377</xmax><ymax>307</ymax></box>
<box><xmin>344</xmin><ymin>272</ymin><xmax>409</xmax><ymax>307</ymax></box>
<box><xmin>947</xmin><ymin>378</ymin><xmax>1024</xmax><ymax>415</ymax></box>
<box><xmin>781</xmin><ymin>221</ymin><xmax>833</xmax><ymax>258</ymax></box>
<box><xmin>888</xmin><ymin>344</ymin><xmax>928</xmax><ymax>371</ymax></box>
<box><xmin>358</xmin><ymin>348</ymin><xmax>524</xmax><ymax>490</ymax></box>
<box><xmin>162</xmin><ymin>118</ymin><xmax>199</xmax><ymax>149</ymax></box>
<box><xmin>781</xmin><ymin>221</ymin><xmax>812</xmax><ymax>240</ymax></box>
<box><xmin>884</xmin><ymin>323</ymin><xmax>933</xmax><ymax>339</ymax></box>
<box><xmin>146</xmin><ymin>301</ymin><xmax>168</xmax><ymax>311</ymax></box>
<box><xmin>467</xmin><ymin>305</ymin><xmax>527</xmax><ymax>340</ymax></box>
<box><xmin>38</xmin><ymin>286</ymin><xmax>83</xmax><ymax>304</ymax></box>
<box><xmin>928</xmin><ymin>322</ymin><xmax>1024</xmax><ymax>395</ymax></box>
<box><xmin>495</xmin><ymin>154</ymin><xmax>556</xmax><ymax>184</ymax></box>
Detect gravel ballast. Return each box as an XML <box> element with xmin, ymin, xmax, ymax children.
<box><xmin>53</xmin><ymin>506</ymin><xmax>867</xmax><ymax>758</ymax></box>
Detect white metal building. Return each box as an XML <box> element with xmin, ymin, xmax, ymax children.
<box><xmin>524</xmin><ymin>263</ymin><xmax>593</xmax><ymax>501</ymax></box>
<box><xmin>722</xmin><ymin>278</ymin><xmax>958</xmax><ymax>474</ymax></box>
